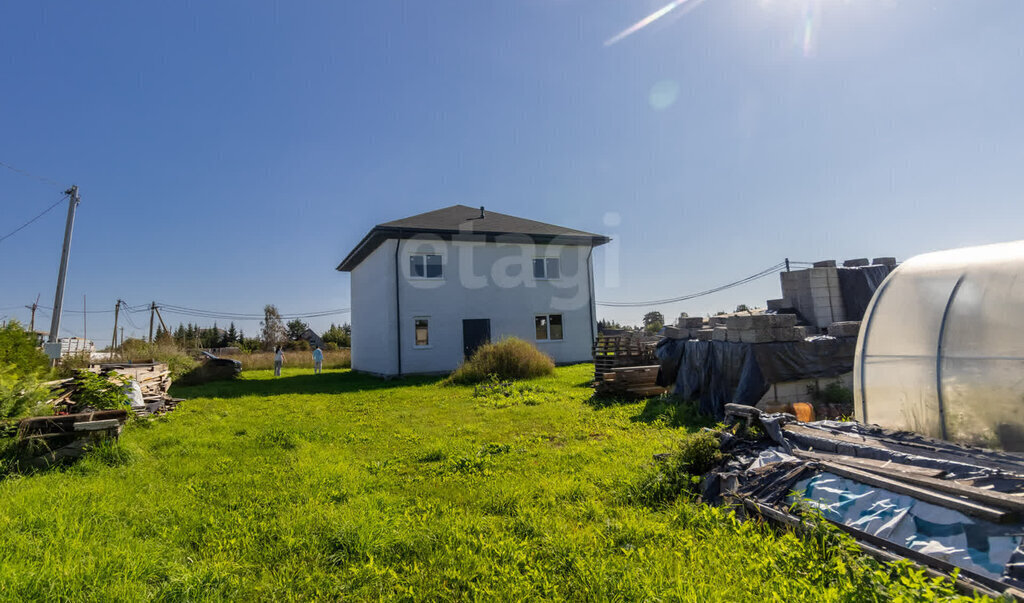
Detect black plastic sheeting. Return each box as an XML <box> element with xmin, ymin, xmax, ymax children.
<box><xmin>655</xmin><ymin>337</ymin><xmax>856</xmax><ymax>419</ymax></box>
<box><xmin>837</xmin><ymin>265</ymin><xmax>892</xmax><ymax>321</ymax></box>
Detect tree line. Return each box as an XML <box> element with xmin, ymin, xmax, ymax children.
<box><xmin>154</xmin><ymin>305</ymin><xmax>350</xmax><ymax>351</ymax></box>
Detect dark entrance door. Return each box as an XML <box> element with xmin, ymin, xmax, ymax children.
<box><xmin>462</xmin><ymin>319</ymin><xmax>491</xmax><ymax>358</ymax></box>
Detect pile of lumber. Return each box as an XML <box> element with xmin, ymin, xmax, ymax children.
<box><xmin>42</xmin><ymin>362</ymin><xmax>182</xmax><ymax>416</ymax></box>
<box><xmin>594</xmin><ymin>365</ymin><xmax>667</xmax><ymax>397</ymax></box>
<box><xmin>710</xmin><ymin>405</ymin><xmax>1024</xmax><ymax>597</ymax></box>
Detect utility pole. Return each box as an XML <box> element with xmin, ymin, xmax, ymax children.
<box><xmin>83</xmin><ymin>294</ymin><xmax>87</xmax><ymax>341</ymax></box>
<box><xmin>48</xmin><ymin>186</ymin><xmax>80</xmax><ymax>344</ymax></box>
<box><xmin>120</xmin><ymin>327</ymin><xmax>124</xmax><ymax>350</ymax></box>
<box><xmin>153</xmin><ymin>305</ymin><xmax>168</xmax><ymax>333</ymax></box>
<box><xmin>111</xmin><ymin>299</ymin><xmax>121</xmax><ymax>353</ymax></box>
<box><xmin>26</xmin><ymin>297</ymin><xmax>38</xmax><ymax>332</ymax></box>
<box><xmin>785</xmin><ymin>258</ymin><xmax>791</xmax><ymax>273</ymax></box>
<box><xmin>149</xmin><ymin>302</ymin><xmax>156</xmax><ymax>342</ymax></box>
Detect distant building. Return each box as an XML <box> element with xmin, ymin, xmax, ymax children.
<box><xmin>297</xmin><ymin>328</ymin><xmax>325</xmax><ymax>349</ymax></box>
<box><xmin>337</xmin><ymin>205</ymin><xmax>609</xmax><ymax>376</ymax></box>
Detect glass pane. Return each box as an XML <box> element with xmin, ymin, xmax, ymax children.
<box><xmin>546</xmin><ymin>258</ymin><xmax>560</xmax><ymax>279</ymax></box>
<box><xmin>533</xmin><ymin>258</ymin><xmax>545</xmax><ymax>278</ymax></box>
<box><xmin>535</xmin><ymin>316</ymin><xmax>548</xmax><ymax>340</ymax></box>
<box><xmin>410</xmin><ymin>255</ymin><xmax>425</xmax><ymax>277</ymax></box>
<box><xmin>426</xmin><ymin>254</ymin><xmax>442</xmax><ymax>278</ymax></box>
<box><xmin>415</xmin><ymin>319</ymin><xmax>428</xmax><ymax>346</ymax></box>
<box><xmin>549</xmin><ymin>314</ymin><xmax>563</xmax><ymax>340</ymax></box>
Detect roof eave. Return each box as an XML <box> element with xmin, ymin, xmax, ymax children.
<box><xmin>337</xmin><ymin>227</ymin><xmax>610</xmax><ymax>272</ymax></box>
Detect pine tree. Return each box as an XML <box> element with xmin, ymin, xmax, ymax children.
<box><xmin>226</xmin><ymin>322</ymin><xmax>238</xmax><ymax>344</ymax></box>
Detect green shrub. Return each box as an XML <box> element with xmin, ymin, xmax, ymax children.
<box><xmin>445</xmin><ymin>337</ymin><xmax>554</xmax><ymax>384</ymax></box>
<box><xmin>72</xmin><ymin>372</ymin><xmax>129</xmax><ymax>410</ymax></box>
<box><xmin>0</xmin><ymin>321</ymin><xmax>48</xmax><ymax>379</ymax></box>
<box><xmin>0</xmin><ymin>366</ymin><xmax>49</xmax><ymax>422</ymax></box>
<box><xmin>631</xmin><ymin>430</ymin><xmax>723</xmax><ymax>506</ymax></box>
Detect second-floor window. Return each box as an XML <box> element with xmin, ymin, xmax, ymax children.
<box><xmin>410</xmin><ymin>254</ymin><xmax>443</xmax><ymax>278</ymax></box>
<box><xmin>533</xmin><ymin>257</ymin><xmax>560</xmax><ymax>279</ymax></box>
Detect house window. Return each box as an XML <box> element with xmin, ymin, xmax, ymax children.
<box><xmin>414</xmin><ymin>318</ymin><xmax>429</xmax><ymax>347</ymax></box>
<box><xmin>532</xmin><ymin>257</ymin><xmax>560</xmax><ymax>279</ymax></box>
<box><xmin>410</xmin><ymin>254</ymin><xmax>443</xmax><ymax>278</ymax></box>
<box><xmin>535</xmin><ymin>314</ymin><xmax>563</xmax><ymax>341</ymax></box>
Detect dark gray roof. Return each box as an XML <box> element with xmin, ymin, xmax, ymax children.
<box><xmin>337</xmin><ymin>205</ymin><xmax>609</xmax><ymax>271</ymax></box>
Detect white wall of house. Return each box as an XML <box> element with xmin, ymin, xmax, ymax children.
<box><xmin>350</xmin><ymin>236</ymin><xmax>598</xmax><ymax>376</ymax></box>
<box><xmin>350</xmin><ymin>239</ymin><xmax>399</xmax><ymax>375</ymax></box>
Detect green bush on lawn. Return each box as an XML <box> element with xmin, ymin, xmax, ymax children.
<box><xmin>445</xmin><ymin>337</ymin><xmax>554</xmax><ymax>384</ymax></box>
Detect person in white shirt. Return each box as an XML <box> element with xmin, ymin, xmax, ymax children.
<box><xmin>312</xmin><ymin>345</ymin><xmax>324</xmax><ymax>375</ymax></box>
<box><xmin>274</xmin><ymin>346</ymin><xmax>284</xmax><ymax>377</ymax></box>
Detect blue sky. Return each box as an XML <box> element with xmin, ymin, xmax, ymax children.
<box><xmin>2</xmin><ymin>0</ymin><xmax>1024</xmax><ymax>339</ymax></box>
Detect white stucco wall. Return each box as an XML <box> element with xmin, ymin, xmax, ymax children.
<box><xmin>349</xmin><ymin>235</ymin><xmax>598</xmax><ymax>376</ymax></box>
<box><xmin>349</xmin><ymin>239</ymin><xmax>398</xmax><ymax>375</ymax></box>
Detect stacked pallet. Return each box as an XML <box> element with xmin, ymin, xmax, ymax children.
<box><xmin>595</xmin><ymin>365</ymin><xmax>666</xmax><ymax>397</ymax></box>
<box><xmin>15</xmin><ymin>410</ymin><xmax>129</xmax><ymax>469</ymax></box>
<box><xmin>592</xmin><ymin>332</ymin><xmax>657</xmax><ymax>382</ymax></box>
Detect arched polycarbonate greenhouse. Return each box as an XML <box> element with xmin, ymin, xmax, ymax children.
<box><xmin>854</xmin><ymin>240</ymin><xmax>1024</xmax><ymax>451</ymax></box>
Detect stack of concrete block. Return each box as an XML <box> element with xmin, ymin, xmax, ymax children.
<box><xmin>718</xmin><ymin>313</ymin><xmax>808</xmax><ymax>344</ymax></box>
<box><xmin>664</xmin><ymin>316</ymin><xmax>709</xmax><ymax>340</ymax></box>
<box><xmin>779</xmin><ymin>264</ymin><xmax>847</xmax><ymax>329</ymax></box>
<box><xmin>827</xmin><ymin>321</ymin><xmax>861</xmax><ymax>338</ymax></box>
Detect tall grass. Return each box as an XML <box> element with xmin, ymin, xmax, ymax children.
<box><xmin>446</xmin><ymin>337</ymin><xmax>554</xmax><ymax>384</ymax></box>
<box><xmin>220</xmin><ymin>349</ymin><xmax>351</xmax><ymax>371</ymax></box>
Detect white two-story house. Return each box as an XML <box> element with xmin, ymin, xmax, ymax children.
<box><xmin>337</xmin><ymin>205</ymin><xmax>610</xmax><ymax>377</ymax></box>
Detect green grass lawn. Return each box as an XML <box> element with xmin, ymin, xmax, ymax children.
<box><xmin>0</xmin><ymin>366</ymin><xmax>973</xmax><ymax>601</ymax></box>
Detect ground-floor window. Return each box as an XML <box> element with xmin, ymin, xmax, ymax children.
<box><xmin>414</xmin><ymin>318</ymin><xmax>429</xmax><ymax>347</ymax></box>
<box><xmin>535</xmin><ymin>314</ymin><xmax>563</xmax><ymax>340</ymax></box>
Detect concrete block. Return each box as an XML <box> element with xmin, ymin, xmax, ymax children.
<box><xmin>843</xmin><ymin>258</ymin><xmax>870</xmax><ymax>267</ymax></box>
<box><xmin>873</xmin><ymin>257</ymin><xmax>897</xmax><ymax>267</ymax></box>
<box><xmin>712</xmin><ymin>327</ymin><xmax>728</xmax><ymax>341</ymax></box>
<box><xmin>772</xmin><ymin>326</ymin><xmax>802</xmax><ymax>342</ymax></box>
<box><xmin>767</xmin><ymin>313</ymin><xmax>797</xmax><ymax>327</ymax></box>
<box><xmin>828</xmin><ymin>321</ymin><xmax>861</xmax><ymax>338</ymax></box>
<box><xmin>740</xmin><ymin>328</ymin><xmax>775</xmax><ymax>344</ymax></box>
<box><xmin>709</xmin><ymin>316</ymin><xmax>728</xmax><ymax>327</ymax></box>
<box><xmin>766</xmin><ymin>298</ymin><xmax>788</xmax><ymax>311</ymax></box>
<box><xmin>678</xmin><ymin>316</ymin><xmax>704</xmax><ymax>329</ymax></box>
<box><xmin>696</xmin><ymin>329</ymin><xmax>713</xmax><ymax>341</ymax></box>
<box><xmin>663</xmin><ymin>326</ymin><xmax>687</xmax><ymax>340</ymax></box>
<box><xmin>726</xmin><ymin>315</ymin><xmax>754</xmax><ymax>330</ymax></box>
<box><xmin>813</xmin><ymin>260</ymin><xmax>837</xmax><ymax>268</ymax></box>
<box><xmin>727</xmin><ymin>329</ymin><xmax>742</xmax><ymax>343</ymax></box>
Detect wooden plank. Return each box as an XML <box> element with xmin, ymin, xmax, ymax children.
<box><xmin>791</xmin><ymin>449</ymin><xmax>946</xmax><ymax>478</ymax></box>
<box><xmin>835</xmin><ymin>459</ymin><xmax>1024</xmax><ymax>514</ymax></box>
<box><xmin>74</xmin><ymin>419</ymin><xmax>122</xmax><ymax>432</ymax></box>
<box><xmin>817</xmin><ymin>461</ymin><xmax>1015</xmax><ymax>523</ymax></box>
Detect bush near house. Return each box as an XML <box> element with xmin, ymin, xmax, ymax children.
<box><xmin>445</xmin><ymin>337</ymin><xmax>555</xmax><ymax>384</ymax></box>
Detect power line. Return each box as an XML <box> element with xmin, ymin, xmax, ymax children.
<box><xmin>0</xmin><ymin>193</ymin><xmax>69</xmax><ymax>245</ymax></box>
<box><xmin>0</xmin><ymin>160</ymin><xmax>64</xmax><ymax>187</ymax></box>
<box><xmin>596</xmin><ymin>262</ymin><xmax>787</xmax><ymax>308</ymax></box>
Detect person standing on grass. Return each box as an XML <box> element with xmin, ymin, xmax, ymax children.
<box><xmin>274</xmin><ymin>345</ymin><xmax>284</xmax><ymax>377</ymax></box>
<box><xmin>312</xmin><ymin>345</ymin><xmax>324</xmax><ymax>375</ymax></box>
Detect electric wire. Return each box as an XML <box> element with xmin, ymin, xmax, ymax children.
<box><xmin>596</xmin><ymin>262</ymin><xmax>786</xmax><ymax>307</ymax></box>
<box><xmin>0</xmin><ymin>160</ymin><xmax>64</xmax><ymax>187</ymax></box>
<box><xmin>0</xmin><ymin>194</ymin><xmax>69</xmax><ymax>245</ymax></box>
